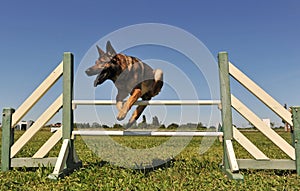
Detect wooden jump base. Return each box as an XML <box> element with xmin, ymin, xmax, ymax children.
<box><xmin>2</xmin><ymin>52</ymin><xmax>300</xmax><ymax>181</ymax></box>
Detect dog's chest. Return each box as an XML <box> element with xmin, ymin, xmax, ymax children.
<box><xmin>114</xmin><ymin>69</ymin><xmax>154</xmax><ymax>95</ymax></box>
<box><xmin>114</xmin><ymin>77</ymin><xmax>138</xmax><ymax>92</ymax></box>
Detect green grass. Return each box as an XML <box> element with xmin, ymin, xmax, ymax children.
<box><xmin>1</xmin><ymin>130</ymin><xmax>300</xmax><ymax>190</ymax></box>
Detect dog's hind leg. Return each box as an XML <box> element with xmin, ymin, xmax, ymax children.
<box><xmin>126</xmin><ymin>94</ymin><xmax>152</xmax><ymax>129</ymax></box>
<box><xmin>126</xmin><ymin>105</ymin><xmax>148</xmax><ymax>128</ymax></box>
<box><xmin>117</xmin><ymin>89</ymin><xmax>142</xmax><ymax>121</ymax></box>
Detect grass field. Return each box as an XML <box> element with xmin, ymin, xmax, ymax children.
<box><xmin>0</xmin><ymin>129</ymin><xmax>300</xmax><ymax>190</ymax></box>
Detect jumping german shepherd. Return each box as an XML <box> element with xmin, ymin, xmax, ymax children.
<box><xmin>85</xmin><ymin>41</ymin><xmax>163</xmax><ymax>128</ymax></box>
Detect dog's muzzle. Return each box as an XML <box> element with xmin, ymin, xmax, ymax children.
<box><xmin>85</xmin><ymin>68</ymin><xmax>99</xmax><ymax>76</ymax></box>
<box><xmin>93</xmin><ymin>71</ymin><xmax>109</xmax><ymax>87</ymax></box>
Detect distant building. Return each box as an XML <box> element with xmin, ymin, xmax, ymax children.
<box><xmin>262</xmin><ymin>119</ymin><xmax>271</xmax><ymax>128</ymax></box>
<box><xmin>15</xmin><ymin>120</ymin><xmax>34</xmax><ymax>130</ymax></box>
<box><xmin>50</xmin><ymin>123</ymin><xmax>62</xmax><ymax>127</ymax></box>
<box><xmin>50</xmin><ymin>122</ymin><xmax>62</xmax><ymax>133</ymax></box>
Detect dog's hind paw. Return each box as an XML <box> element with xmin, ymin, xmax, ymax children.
<box><xmin>117</xmin><ymin>110</ymin><xmax>127</xmax><ymax>121</ymax></box>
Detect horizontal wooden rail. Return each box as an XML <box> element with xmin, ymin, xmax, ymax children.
<box><xmin>72</xmin><ymin>130</ymin><xmax>223</xmax><ymax>137</ymax></box>
<box><xmin>72</xmin><ymin>100</ymin><xmax>221</xmax><ymax>108</ymax></box>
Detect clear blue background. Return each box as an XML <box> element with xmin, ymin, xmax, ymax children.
<box><xmin>0</xmin><ymin>0</ymin><xmax>299</xmax><ymax>127</ymax></box>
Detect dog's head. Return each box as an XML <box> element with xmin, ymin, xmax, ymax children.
<box><xmin>85</xmin><ymin>41</ymin><xmax>118</xmax><ymax>87</ymax></box>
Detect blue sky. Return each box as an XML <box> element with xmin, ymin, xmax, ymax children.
<box><xmin>0</xmin><ymin>1</ymin><xmax>299</xmax><ymax>127</ymax></box>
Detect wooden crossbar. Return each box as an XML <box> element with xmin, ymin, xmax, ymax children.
<box><xmin>72</xmin><ymin>130</ymin><xmax>223</xmax><ymax>137</ymax></box>
<box><xmin>72</xmin><ymin>100</ymin><xmax>221</xmax><ymax>108</ymax></box>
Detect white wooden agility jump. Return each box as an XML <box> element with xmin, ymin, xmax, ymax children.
<box><xmin>2</xmin><ymin>52</ymin><xmax>300</xmax><ymax>181</ymax></box>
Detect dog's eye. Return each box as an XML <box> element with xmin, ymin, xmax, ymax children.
<box><xmin>111</xmin><ymin>57</ymin><xmax>117</xmax><ymax>63</ymax></box>
<box><xmin>96</xmin><ymin>60</ymin><xmax>102</xmax><ymax>65</ymax></box>
<box><xmin>104</xmin><ymin>63</ymin><xmax>111</xmax><ymax>68</ymax></box>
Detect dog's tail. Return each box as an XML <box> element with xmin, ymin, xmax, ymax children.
<box><xmin>152</xmin><ymin>69</ymin><xmax>163</xmax><ymax>96</ymax></box>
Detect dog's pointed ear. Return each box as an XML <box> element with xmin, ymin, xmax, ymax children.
<box><xmin>96</xmin><ymin>45</ymin><xmax>105</xmax><ymax>57</ymax></box>
<box><xmin>106</xmin><ymin>41</ymin><xmax>117</xmax><ymax>57</ymax></box>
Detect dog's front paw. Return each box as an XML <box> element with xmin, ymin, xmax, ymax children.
<box><xmin>117</xmin><ymin>110</ymin><xmax>127</xmax><ymax>121</ymax></box>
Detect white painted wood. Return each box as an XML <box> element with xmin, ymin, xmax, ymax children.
<box><xmin>225</xmin><ymin>140</ymin><xmax>239</xmax><ymax>172</ymax></box>
<box><xmin>150</xmin><ymin>131</ymin><xmax>223</xmax><ymax>136</ymax></box>
<box><xmin>72</xmin><ymin>130</ymin><xmax>224</xmax><ymax>137</ymax></box>
<box><xmin>231</xmin><ymin>95</ymin><xmax>295</xmax><ymax>160</ymax></box>
<box><xmin>11</xmin><ymin>94</ymin><xmax>63</xmax><ymax>158</ymax></box>
<box><xmin>262</xmin><ymin>118</ymin><xmax>271</xmax><ymax>128</ymax></box>
<box><xmin>233</xmin><ymin>127</ymin><xmax>269</xmax><ymax>160</ymax></box>
<box><xmin>52</xmin><ymin>139</ymin><xmax>70</xmax><ymax>175</ymax></box>
<box><xmin>12</xmin><ymin>62</ymin><xmax>63</xmax><ymax>127</ymax></box>
<box><xmin>229</xmin><ymin>62</ymin><xmax>292</xmax><ymax>126</ymax></box>
<box><xmin>74</xmin><ymin>130</ymin><xmax>124</xmax><ymax>136</ymax></box>
<box><xmin>72</xmin><ymin>100</ymin><xmax>221</xmax><ymax>108</ymax></box>
<box><xmin>51</xmin><ymin>127</ymin><xmax>61</xmax><ymax>133</ymax></box>
<box><xmin>32</xmin><ymin>128</ymin><xmax>62</xmax><ymax>158</ymax></box>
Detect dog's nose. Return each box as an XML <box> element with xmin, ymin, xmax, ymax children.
<box><xmin>85</xmin><ymin>68</ymin><xmax>92</xmax><ymax>76</ymax></box>
<box><xmin>85</xmin><ymin>66</ymin><xmax>104</xmax><ymax>76</ymax></box>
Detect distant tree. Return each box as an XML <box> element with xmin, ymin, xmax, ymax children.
<box><xmin>197</xmin><ymin>122</ymin><xmax>206</xmax><ymax>130</ymax></box>
<box><xmin>113</xmin><ymin>124</ymin><xmax>123</xmax><ymax>129</ymax></box>
<box><xmin>167</xmin><ymin>123</ymin><xmax>179</xmax><ymax>129</ymax></box>
<box><xmin>137</xmin><ymin>115</ymin><xmax>147</xmax><ymax>129</ymax></box>
<box><xmin>270</xmin><ymin>122</ymin><xmax>275</xmax><ymax>129</ymax></box>
<box><xmin>186</xmin><ymin>123</ymin><xmax>197</xmax><ymax>129</ymax></box>
<box><xmin>129</xmin><ymin>121</ymin><xmax>137</xmax><ymax>129</ymax></box>
<box><xmin>92</xmin><ymin>122</ymin><xmax>101</xmax><ymax>128</ymax></box>
<box><xmin>102</xmin><ymin>124</ymin><xmax>110</xmax><ymax>129</ymax></box>
<box><xmin>152</xmin><ymin>116</ymin><xmax>160</xmax><ymax>126</ymax></box>
<box><xmin>142</xmin><ymin>115</ymin><xmax>146</xmax><ymax>123</ymax></box>
<box><xmin>75</xmin><ymin>123</ymin><xmax>96</xmax><ymax>128</ymax></box>
<box><xmin>159</xmin><ymin>124</ymin><xmax>166</xmax><ymax>129</ymax></box>
<box><xmin>84</xmin><ymin>123</ymin><xmax>90</xmax><ymax>128</ymax></box>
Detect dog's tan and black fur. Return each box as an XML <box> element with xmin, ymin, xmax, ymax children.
<box><xmin>86</xmin><ymin>41</ymin><xmax>163</xmax><ymax>128</ymax></box>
